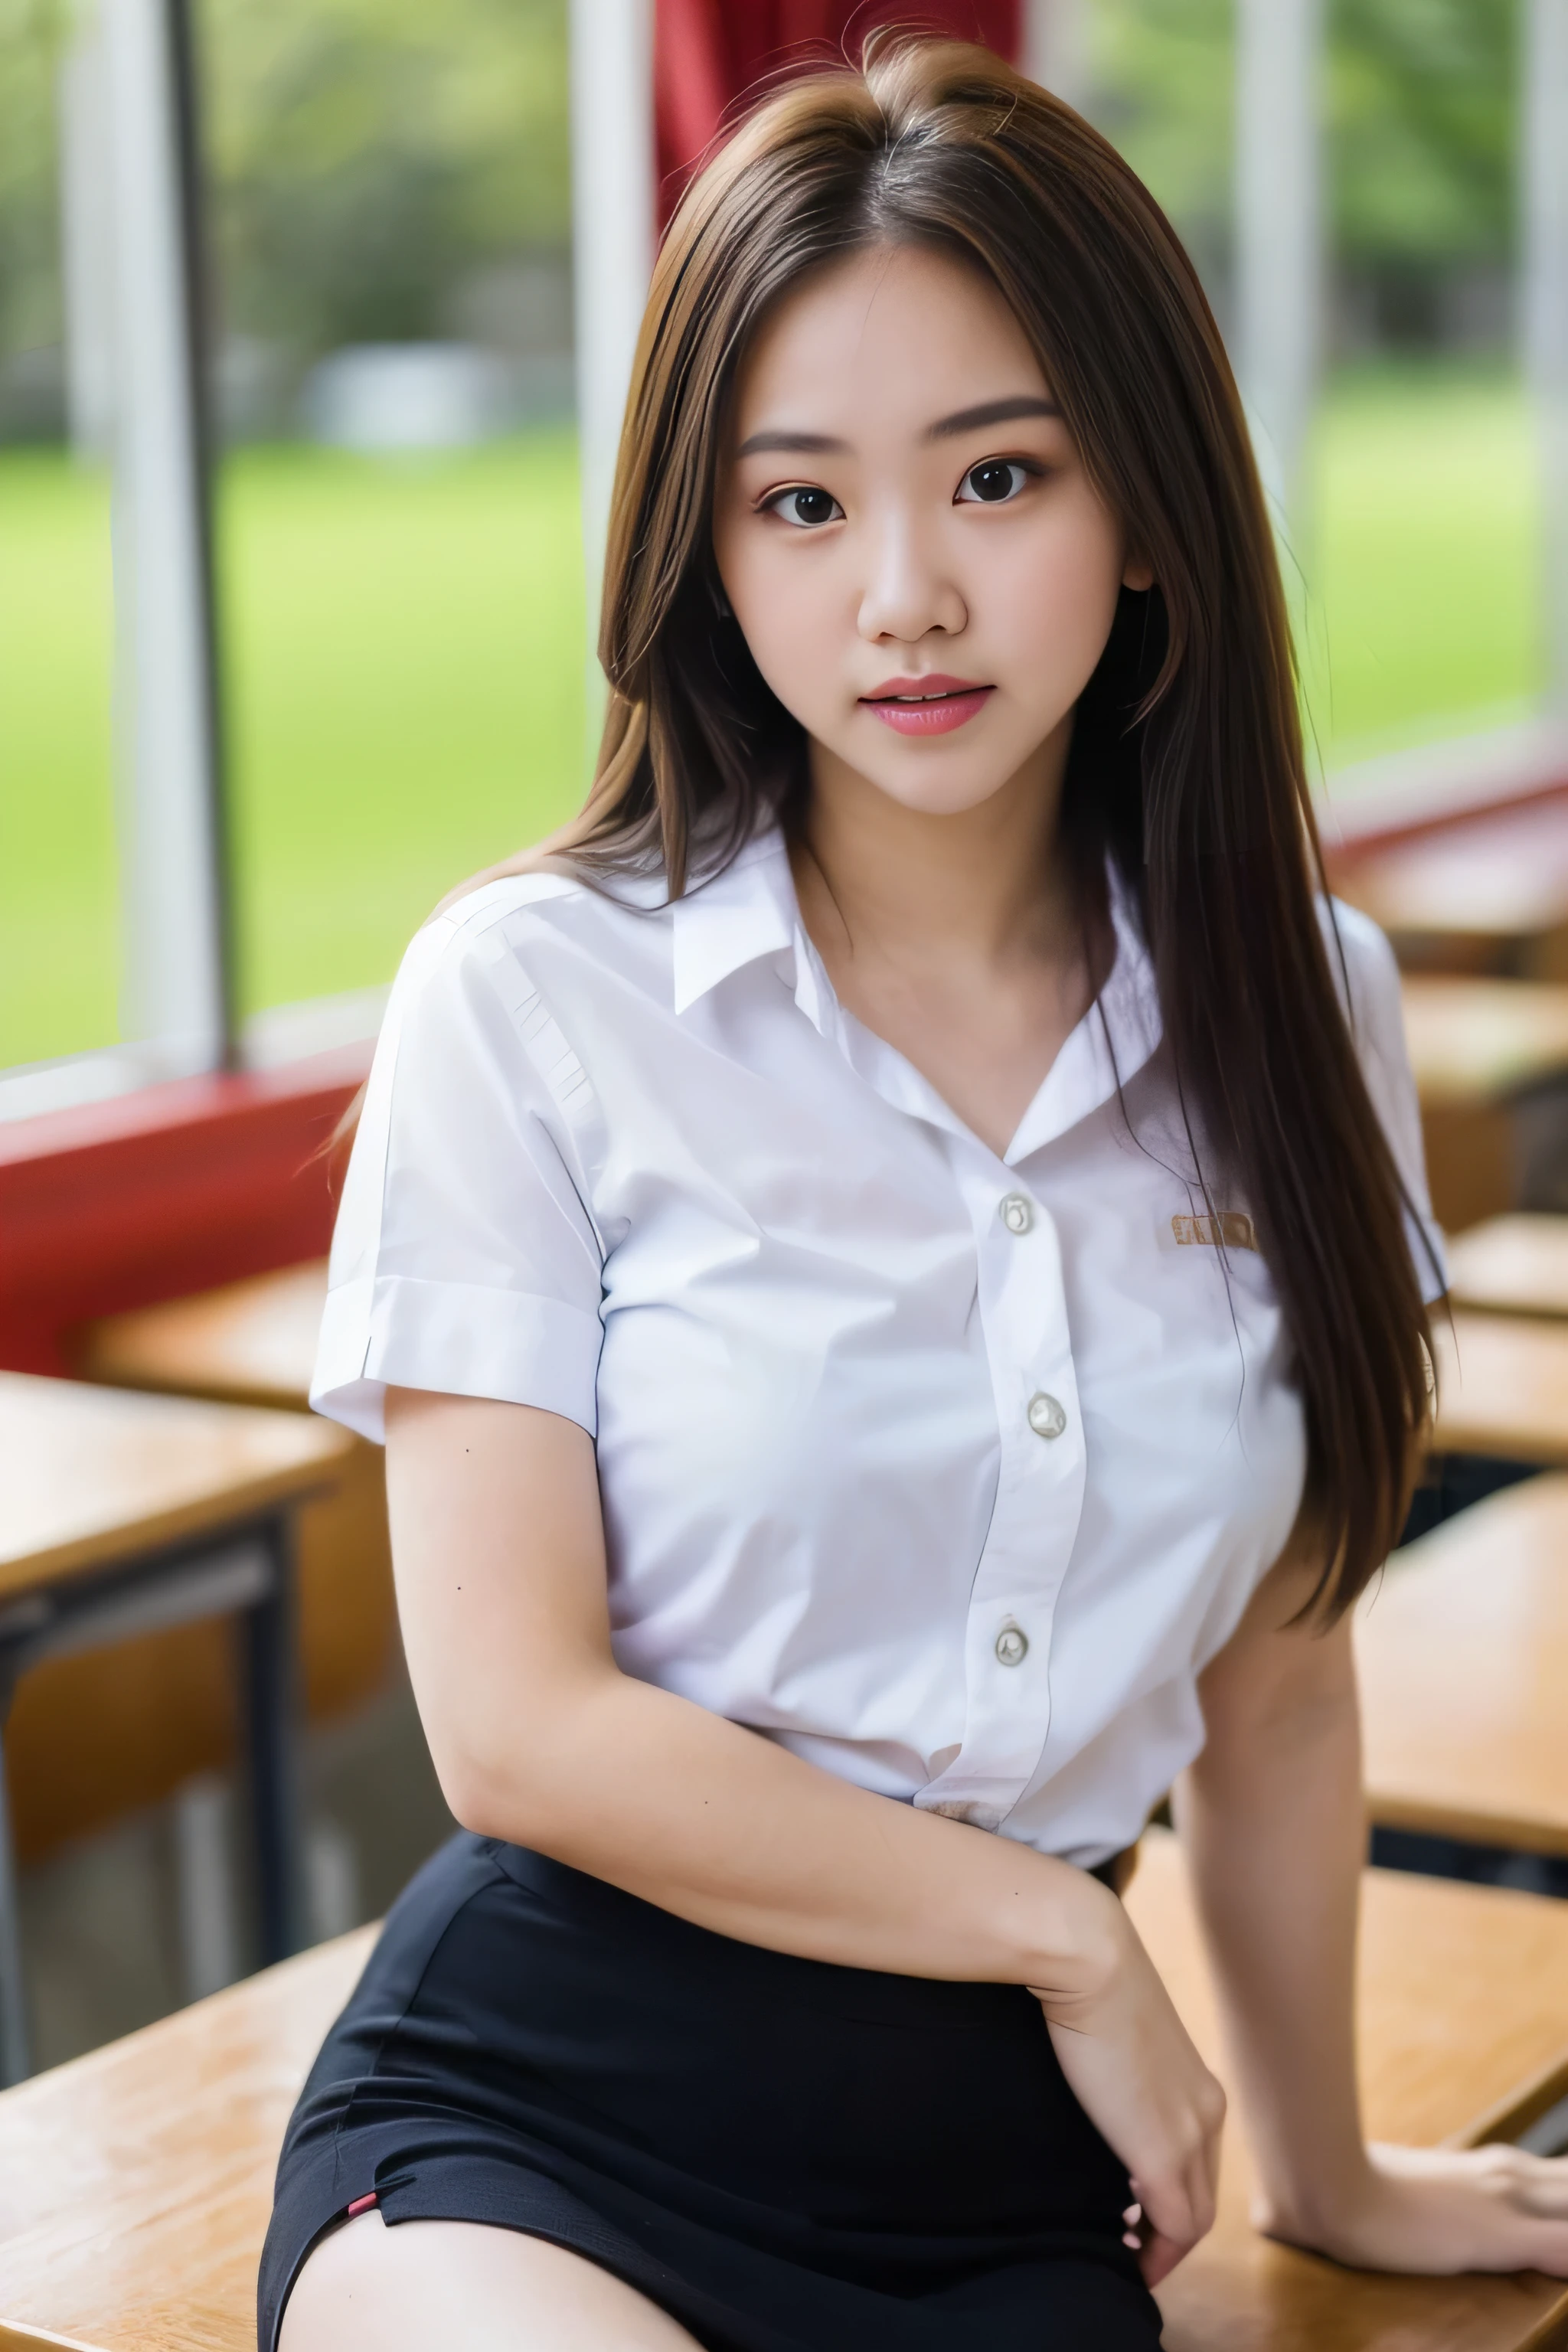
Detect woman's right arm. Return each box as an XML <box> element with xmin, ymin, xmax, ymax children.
<box><xmin>384</xmin><ymin>1384</ymin><xmax>1225</xmax><ymax>2283</ymax></box>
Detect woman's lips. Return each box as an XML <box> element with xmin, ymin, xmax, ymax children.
<box><xmin>860</xmin><ymin>677</ymin><xmax>995</xmax><ymax>736</ymax></box>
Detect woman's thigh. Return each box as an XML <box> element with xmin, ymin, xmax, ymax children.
<box><xmin>279</xmin><ymin>2210</ymin><xmax>704</xmax><ymax>2352</ymax></box>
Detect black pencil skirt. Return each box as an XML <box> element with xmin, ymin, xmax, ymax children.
<box><xmin>259</xmin><ymin>1833</ymin><xmax>1164</xmax><ymax>2350</ymax></box>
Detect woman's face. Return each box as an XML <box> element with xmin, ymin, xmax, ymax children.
<box><xmin>713</xmin><ymin>243</ymin><xmax>1150</xmax><ymax>820</ymax></box>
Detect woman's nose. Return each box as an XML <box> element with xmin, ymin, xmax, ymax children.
<box><xmin>855</xmin><ymin>510</ymin><xmax>967</xmax><ymax>644</ymax></box>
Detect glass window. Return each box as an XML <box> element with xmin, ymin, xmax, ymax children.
<box><xmin>0</xmin><ymin>5</ymin><xmax>119</xmax><ymax>1070</ymax></box>
<box><xmin>202</xmin><ymin>0</ymin><xmax>585</xmax><ymax>1031</ymax></box>
<box><xmin>1092</xmin><ymin>0</ymin><xmax>1533</xmax><ymax>781</ymax></box>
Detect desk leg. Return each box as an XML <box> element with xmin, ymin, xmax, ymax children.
<box><xmin>243</xmin><ymin>1515</ymin><xmax>302</xmax><ymax>1966</ymax></box>
<box><xmin>0</xmin><ymin>1673</ymin><xmax>31</xmax><ymax>2086</ymax></box>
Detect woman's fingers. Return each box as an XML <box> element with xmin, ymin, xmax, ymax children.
<box><xmin>1136</xmin><ymin>2229</ymin><xmax>1189</xmax><ymax>2288</ymax></box>
<box><xmin>1038</xmin><ymin>1903</ymin><xmax>1225</xmax><ymax>2284</ymax></box>
<box><xmin>1128</xmin><ymin>2141</ymin><xmax>1218</xmax><ymax>2271</ymax></box>
<box><xmin>1499</xmin><ymin>2150</ymin><xmax>1568</xmax><ymax>2220</ymax></box>
<box><xmin>1295</xmin><ymin>2143</ymin><xmax>1568</xmax><ymax>2275</ymax></box>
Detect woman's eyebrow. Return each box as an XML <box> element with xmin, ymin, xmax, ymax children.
<box><xmin>733</xmin><ymin>428</ymin><xmax>850</xmax><ymax>459</ymax></box>
<box><xmin>926</xmin><ymin>395</ymin><xmax>1060</xmax><ymax>439</ymax></box>
<box><xmin>733</xmin><ymin>394</ymin><xmax>1059</xmax><ymax>462</ymax></box>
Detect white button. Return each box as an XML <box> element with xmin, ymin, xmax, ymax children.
<box><xmin>999</xmin><ymin>1193</ymin><xmax>1033</xmax><ymax>1235</ymax></box>
<box><xmin>995</xmin><ymin>1625</ymin><xmax>1029</xmax><ymax>1667</ymax></box>
<box><xmin>1027</xmin><ymin>1391</ymin><xmax>1067</xmax><ymax>1440</ymax></box>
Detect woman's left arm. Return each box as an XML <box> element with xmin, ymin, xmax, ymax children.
<box><xmin>1181</xmin><ymin>1543</ymin><xmax>1568</xmax><ymax>2275</ymax></box>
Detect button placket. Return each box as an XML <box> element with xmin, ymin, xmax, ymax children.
<box><xmin>916</xmin><ymin>1148</ymin><xmax>1088</xmax><ymax>1826</ymax></box>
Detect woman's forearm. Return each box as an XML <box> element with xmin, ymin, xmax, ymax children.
<box><xmin>456</xmin><ymin>1650</ymin><xmax>1124</xmax><ymax>1992</ymax></box>
<box><xmin>1179</xmin><ymin>1601</ymin><xmax>1370</xmax><ymax>2236</ymax></box>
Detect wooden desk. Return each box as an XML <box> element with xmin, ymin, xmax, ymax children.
<box><xmin>1359</xmin><ymin>1473</ymin><xmax>1568</xmax><ymax>1857</ymax></box>
<box><xmin>1129</xmin><ymin>1834</ymin><xmax>1568</xmax><ymax>2352</ymax></box>
<box><xmin>1338</xmin><ymin>808</ymin><xmax>1568</xmax><ymax>982</ymax></box>
<box><xmin>25</xmin><ymin>1268</ymin><xmax>395</xmax><ymax>1870</ymax></box>
<box><xmin>1430</xmin><ymin>1308</ymin><xmax>1568</xmax><ymax>1464</ymax></box>
<box><xmin>1402</xmin><ymin>977</ymin><xmax>1568</xmax><ymax>1233</ymax></box>
<box><xmin>0</xmin><ymin>1922</ymin><xmax>374</xmax><ymax>2352</ymax></box>
<box><xmin>0</xmin><ymin>1841</ymin><xmax>1561</xmax><ymax>2352</ymax></box>
<box><xmin>0</xmin><ymin>1376</ymin><xmax>350</xmax><ymax>2086</ymax></box>
<box><xmin>1446</xmin><ymin>1214</ymin><xmax>1568</xmax><ymax>1319</ymax></box>
<box><xmin>80</xmin><ymin>1261</ymin><xmax>335</xmax><ymax>1413</ymax></box>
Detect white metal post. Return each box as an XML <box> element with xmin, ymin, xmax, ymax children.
<box><xmin>569</xmin><ymin>0</ymin><xmax>656</xmax><ymax>715</ymax></box>
<box><xmin>58</xmin><ymin>36</ymin><xmax>115</xmax><ymax>462</ymax></box>
<box><xmin>100</xmin><ymin>0</ymin><xmax>228</xmax><ymax>1070</ymax></box>
<box><xmin>1233</xmin><ymin>0</ymin><xmax>1324</xmax><ymax>523</ymax></box>
<box><xmin>1024</xmin><ymin>0</ymin><xmax>1089</xmax><ymax>112</ymax></box>
<box><xmin>1524</xmin><ymin>0</ymin><xmax>1568</xmax><ymax>714</ymax></box>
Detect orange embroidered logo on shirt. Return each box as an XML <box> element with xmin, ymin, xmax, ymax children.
<box><xmin>1171</xmin><ymin>1212</ymin><xmax>1257</xmax><ymax>1251</ymax></box>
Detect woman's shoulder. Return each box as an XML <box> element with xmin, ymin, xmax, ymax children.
<box><xmin>393</xmin><ymin>859</ymin><xmax>675</xmax><ymax>1020</ymax></box>
<box><xmin>1315</xmin><ymin>893</ymin><xmax>1402</xmax><ymax>1033</ymax></box>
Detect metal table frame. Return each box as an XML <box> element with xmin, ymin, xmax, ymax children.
<box><xmin>0</xmin><ymin>1508</ymin><xmax>302</xmax><ymax>2085</ymax></box>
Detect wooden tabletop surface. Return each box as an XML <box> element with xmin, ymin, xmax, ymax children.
<box><xmin>0</xmin><ymin>1922</ymin><xmax>373</xmax><ymax>2352</ymax></box>
<box><xmin>0</xmin><ymin>1837</ymin><xmax>1563</xmax><ymax>2352</ymax></box>
<box><xmin>1358</xmin><ymin>1472</ymin><xmax>1568</xmax><ymax>1857</ymax></box>
<box><xmin>1129</xmin><ymin>1834</ymin><xmax>1568</xmax><ymax>2352</ymax></box>
<box><xmin>1341</xmin><ymin>815</ymin><xmax>1568</xmax><ymax>950</ymax></box>
<box><xmin>0</xmin><ymin>1374</ymin><xmax>351</xmax><ymax>1602</ymax></box>
<box><xmin>1446</xmin><ymin>1215</ymin><xmax>1568</xmax><ymax>1321</ymax></box>
<box><xmin>1430</xmin><ymin>1309</ymin><xmax>1568</xmax><ymax>1465</ymax></box>
<box><xmin>77</xmin><ymin>1263</ymin><xmax>331</xmax><ymax>1414</ymax></box>
<box><xmin>1402</xmin><ymin>976</ymin><xmax>1568</xmax><ymax>1106</ymax></box>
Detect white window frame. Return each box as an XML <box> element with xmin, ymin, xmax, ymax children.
<box><xmin>1</xmin><ymin>0</ymin><xmax>230</xmax><ymax>1121</ymax></box>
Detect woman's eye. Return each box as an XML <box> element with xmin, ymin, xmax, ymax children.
<box><xmin>764</xmin><ymin>486</ymin><xmax>843</xmax><ymax>528</ymax></box>
<box><xmin>956</xmin><ymin>459</ymin><xmax>1031</xmax><ymax>505</ymax></box>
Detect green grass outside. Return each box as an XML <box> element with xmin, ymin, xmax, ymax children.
<box><xmin>0</xmin><ymin>455</ymin><xmax>120</xmax><ymax>1068</ymax></box>
<box><xmin>0</xmin><ymin>371</ymin><xmax>1547</xmax><ymax>1072</ymax></box>
<box><xmin>1299</xmin><ymin>367</ymin><xmax>1544</xmax><ymax>770</ymax></box>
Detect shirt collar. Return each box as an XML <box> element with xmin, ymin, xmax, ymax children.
<box><xmin>670</xmin><ymin>830</ymin><xmax>802</xmax><ymax>1015</ymax></box>
<box><xmin>670</xmin><ymin>825</ymin><xmax>1165</xmax><ymax>1160</ymax></box>
<box><xmin>1004</xmin><ymin>862</ymin><xmax>1165</xmax><ymax>1162</ymax></box>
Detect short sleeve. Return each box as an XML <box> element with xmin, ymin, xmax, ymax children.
<box><xmin>1320</xmin><ymin>897</ymin><xmax>1449</xmax><ymax>1303</ymax></box>
<box><xmin>312</xmin><ymin>887</ymin><xmax>606</xmax><ymax>1442</ymax></box>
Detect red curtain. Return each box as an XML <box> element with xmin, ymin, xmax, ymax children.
<box><xmin>655</xmin><ymin>2</ymin><xmax>1023</xmax><ymax>225</ymax></box>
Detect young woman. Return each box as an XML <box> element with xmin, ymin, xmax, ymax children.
<box><xmin>265</xmin><ymin>37</ymin><xmax>1568</xmax><ymax>2352</ymax></box>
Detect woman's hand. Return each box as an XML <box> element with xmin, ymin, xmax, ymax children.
<box><xmin>1032</xmin><ymin>1903</ymin><xmax>1227</xmax><ymax>2287</ymax></box>
<box><xmin>1263</xmin><ymin>2141</ymin><xmax>1568</xmax><ymax>2277</ymax></box>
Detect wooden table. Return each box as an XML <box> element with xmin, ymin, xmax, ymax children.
<box><xmin>1429</xmin><ymin>1308</ymin><xmax>1568</xmax><ymax>1464</ymax></box>
<box><xmin>0</xmin><ymin>1375</ymin><xmax>350</xmax><ymax>2086</ymax></box>
<box><xmin>0</xmin><ymin>1838</ymin><xmax>1563</xmax><ymax>2352</ymax></box>
<box><xmin>1402</xmin><ymin>976</ymin><xmax>1568</xmax><ymax>1234</ymax></box>
<box><xmin>1446</xmin><ymin>1214</ymin><xmax>1568</xmax><ymax>1320</ymax></box>
<box><xmin>1337</xmin><ymin>806</ymin><xmax>1568</xmax><ymax>982</ymax></box>
<box><xmin>1358</xmin><ymin>1472</ymin><xmax>1568</xmax><ymax>1857</ymax></box>
<box><xmin>1129</xmin><ymin>1834</ymin><xmax>1568</xmax><ymax>2352</ymax></box>
<box><xmin>79</xmin><ymin>1262</ymin><xmax>336</xmax><ymax>1413</ymax></box>
<box><xmin>24</xmin><ymin>1267</ymin><xmax>397</xmax><ymax>1873</ymax></box>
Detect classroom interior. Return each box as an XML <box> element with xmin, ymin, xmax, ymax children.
<box><xmin>4</xmin><ymin>3</ymin><xmax>1568</xmax><ymax>2349</ymax></box>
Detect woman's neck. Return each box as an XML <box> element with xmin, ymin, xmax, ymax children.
<box><xmin>788</xmin><ymin>731</ymin><xmax>1102</xmax><ymax>1158</ymax></box>
<box><xmin>792</xmin><ymin>737</ymin><xmax>1076</xmax><ymax>979</ymax></box>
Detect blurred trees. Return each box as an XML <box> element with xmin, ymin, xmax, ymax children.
<box><xmin>0</xmin><ymin>0</ymin><xmax>1534</xmax><ymax>443</ymax></box>
<box><xmin>0</xmin><ymin>0</ymin><xmax>70</xmax><ymax>371</ymax></box>
<box><xmin>1334</xmin><ymin>0</ymin><xmax>1517</xmax><ymax>342</ymax></box>
<box><xmin>1096</xmin><ymin>0</ymin><xmax>1517</xmax><ymax>347</ymax></box>
<box><xmin>206</xmin><ymin>0</ymin><xmax>568</xmax><ymax>358</ymax></box>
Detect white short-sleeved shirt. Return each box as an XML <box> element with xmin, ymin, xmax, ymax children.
<box><xmin>315</xmin><ymin>828</ymin><xmax>1444</xmax><ymax>1867</ymax></box>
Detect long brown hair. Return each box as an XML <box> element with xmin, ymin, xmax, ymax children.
<box><xmin>525</xmin><ymin>34</ymin><xmax>1432</xmax><ymax>1612</ymax></box>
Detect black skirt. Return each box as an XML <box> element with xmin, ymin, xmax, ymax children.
<box><xmin>259</xmin><ymin>1832</ymin><xmax>1163</xmax><ymax>2350</ymax></box>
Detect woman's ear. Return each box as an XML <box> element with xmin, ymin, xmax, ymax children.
<box><xmin>1122</xmin><ymin>556</ymin><xmax>1156</xmax><ymax>593</ymax></box>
